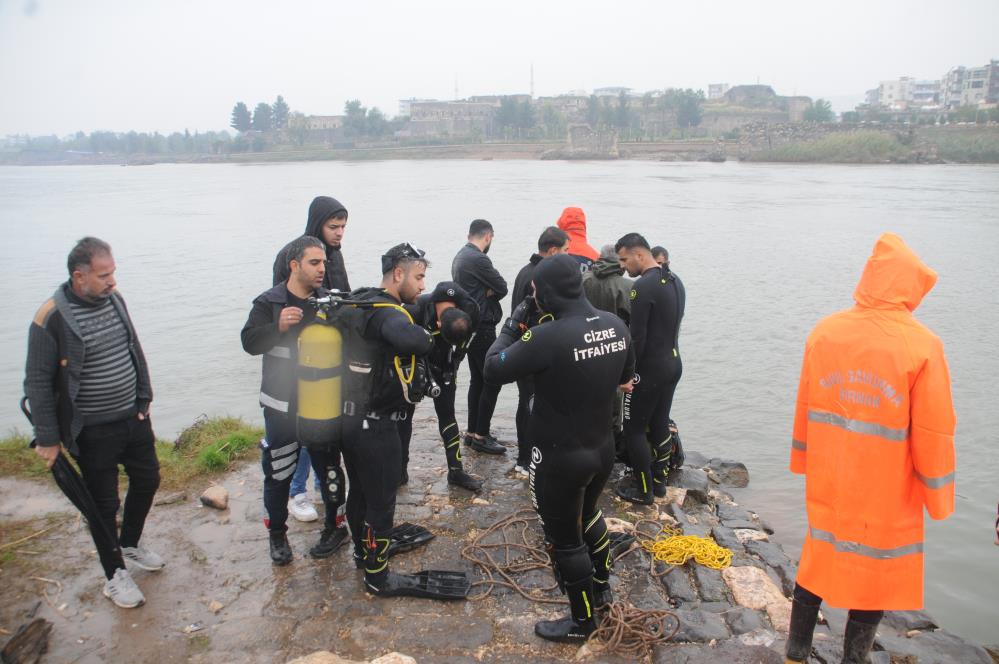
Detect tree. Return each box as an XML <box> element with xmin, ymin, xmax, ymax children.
<box><xmin>516</xmin><ymin>100</ymin><xmax>536</xmax><ymax>132</ymax></box>
<box><xmin>288</xmin><ymin>111</ymin><xmax>309</xmax><ymax>146</ymax></box>
<box><xmin>496</xmin><ymin>97</ymin><xmax>519</xmax><ymax>130</ymax></box>
<box><xmin>366</xmin><ymin>107</ymin><xmax>389</xmax><ymax>137</ymax></box>
<box><xmin>230</xmin><ymin>102</ymin><xmax>252</xmax><ymax>132</ymax></box>
<box><xmin>615</xmin><ymin>91</ymin><xmax>631</xmax><ymax>129</ymax></box>
<box><xmin>272</xmin><ymin>95</ymin><xmax>290</xmax><ymax>129</ymax></box>
<box><xmin>804</xmin><ymin>98</ymin><xmax>834</xmax><ymax>123</ymax></box>
<box><xmin>675</xmin><ymin>89</ymin><xmax>704</xmax><ymax>132</ymax></box>
<box><xmin>252</xmin><ymin>103</ymin><xmax>273</xmax><ymax>131</ymax></box>
<box><xmin>344</xmin><ymin>99</ymin><xmax>367</xmax><ymax>135</ymax></box>
<box><xmin>586</xmin><ymin>95</ymin><xmax>600</xmax><ymax>127</ymax></box>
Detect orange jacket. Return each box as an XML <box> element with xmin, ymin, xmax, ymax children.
<box><xmin>556</xmin><ymin>207</ymin><xmax>598</xmax><ymax>262</ymax></box>
<box><xmin>790</xmin><ymin>233</ymin><xmax>955</xmax><ymax>610</ymax></box>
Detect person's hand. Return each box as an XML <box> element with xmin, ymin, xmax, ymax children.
<box><xmin>485</xmin><ymin>289</ymin><xmax>495</xmax><ymax>298</ymax></box>
<box><xmin>278</xmin><ymin>306</ymin><xmax>303</xmax><ymax>333</ymax></box>
<box><xmin>137</xmin><ymin>408</ymin><xmax>150</xmax><ymax>421</ymax></box>
<box><xmin>619</xmin><ymin>379</ymin><xmax>634</xmax><ymax>394</ymax></box>
<box><xmin>35</xmin><ymin>444</ymin><xmax>60</xmax><ymax>469</ymax></box>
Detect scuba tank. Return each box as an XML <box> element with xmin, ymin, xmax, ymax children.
<box><xmin>297</xmin><ymin>309</ymin><xmax>343</xmax><ymax>448</ymax></box>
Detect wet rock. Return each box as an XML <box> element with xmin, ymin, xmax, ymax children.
<box><xmin>661</xmin><ymin>566</ymin><xmax>698</xmax><ymax>603</ymax></box>
<box><xmin>711</xmin><ymin>526</ymin><xmax>744</xmax><ymax>553</ymax></box>
<box><xmin>734</xmin><ymin>528</ymin><xmax>769</xmax><ymax>544</ymax></box>
<box><xmin>882</xmin><ymin>609</ymin><xmax>938</xmax><ymax>632</ymax></box>
<box><xmin>681</xmin><ymin>523</ymin><xmax>712</xmax><ymax>538</ymax></box>
<box><xmin>876</xmin><ymin>628</ymin><xmax>993</xmax><ymax>664</ymax></box>
<box><xmin>725</xmin><ymin>607</ymin><xmax>768</xmax><ymax>635</ymax></box>
<box><xmin>692</xmin><ymin>566</ymin><xmax>727</xmax><ymax>602</ymax></box>
<box><xmin>667</xmin><ymin>468</ymin><xmax>710</xmax><ymax>505</ymax></box>
<box><xmin>720</xmin><ymin>519</ymin><xmax>760</xmax><ymax>531</ymax></box>
<box><xmin>630</xmin><ymin>573</ymin><xmax>670</xmax><ymax>610</ymax></box>
<box><xmin>707</xmin><ymin>488</ymin><xmax>734</xmax><ymax>504</ymax></box>
<box><xmin>655</xmin><ymin>640</ymin><xmax>783</xmax><ymax>664</ymax></box>
<box><xmin>371</xmin><ymin>654</ymin><xmax>417</xmax><ymax>664</ymax></box>
<box><xmin>208</xmin><ymin>600</ymin><xmax>224</xmax><ymax>614</ymax></box>
<box><xmin>199</xmin><ymin>485</ymin><xmax>228</xmax><ymax>510</ymax></box>
<box><xmin>670</xmin><ymin>609</ymin><xmax>731</xmax><ymax>643</ymax></box>
<box><xmin>737</xmin><ymin>627</ymin><xmax>777</xmax><ymax>647</ymax></box>
<box><xmin>664</xmin><ymin>487</ymin><xmax>688</xmax><ymax>506</ymax></box>
<box><xmin>682</xmin><ymin>451</ymin><xmax>710</xmax><ymax>468</ymax></box>
<box><xmin>716</xmin><ymin>504</ymin><xmax>753</xmax><ymax>522</ymax></box>
<box><xmin>663</xmin><ymin>502</ymin><xmax>688</xmax><ymax>525</ymax></box>
<box><xmin>154</xmin><ymin>491</ymin><xmax>187</xmax><ymax>506</ymax></box>
<box><xmin>721</xmin><ymin>566</ymin><xmax>791</xmax><ymax>631</ymax></box>
<box><xmin>707</xmin><ymin>459</ymin><xmax>749</xmax><ymax>488</ymax></box>
<box><xmin>1</xmin><ymin>618</ymin><xmax>52</xmax><ymax>664</ymax></box>
<box><xmin>744</xmin><ymin>541</ymin><xmax>796</xmax><ymax>595</ymax></box>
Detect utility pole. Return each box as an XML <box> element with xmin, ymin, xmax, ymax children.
<box><xmin>455</xmin><ymin>74</ymin><xmax>459</xmax><ymax>101</ymax></box>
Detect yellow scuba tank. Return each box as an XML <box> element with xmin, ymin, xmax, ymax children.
<box><xmin>297</xmin><ymin>314</ymin><xmax>343</xmax><ymax>447</ymax></box>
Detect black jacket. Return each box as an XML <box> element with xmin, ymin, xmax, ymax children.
<box><xmin>406</xmin><ymin>282</ymin><xmax>479</xmax><ymax>385</ymax></box>
<box><xmin>272</xmin><ymin>196</ymin><xmax>350</xmax><ymax>292</ymax></box>
<box><xmin>511</xmin><ymin>254</ymin><xmax>542</xmax><ymax>310</ymax></box>
<box><xmin>451</xmin><ymin>242</ymin><xmax>507</xmax><ymax>327</ymax></box>
<box><xmin>24</xmin><ymin>284</ymin><xmax>152</xmax><ymax>454</ymax></box>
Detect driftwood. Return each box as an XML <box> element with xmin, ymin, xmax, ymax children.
<box><xmin>0</xmin><ymin>618</ymin><xmax>52</xmax><ymax>664</ymax></box>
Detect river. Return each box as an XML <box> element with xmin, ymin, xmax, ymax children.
<box><xmin>0</xmin><ymin>160</ymin><xmax>996</xmax><ymax>644</ymax></box>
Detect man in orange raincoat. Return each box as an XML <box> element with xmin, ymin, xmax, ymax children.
<box><xmin>786</xmin><ymin>233</ymin><xmax>956</xmax><ymax>664</ymax></box>
<box><xmin>556</xmin><ymin>207</ymin><xmax>598</xmax><ymax>272</ymax></box>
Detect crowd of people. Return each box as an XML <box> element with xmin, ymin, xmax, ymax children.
<box><xmin>22</xmin><ymin>195</ymin><xmax>958</xmax><ymax>660</ymax></box>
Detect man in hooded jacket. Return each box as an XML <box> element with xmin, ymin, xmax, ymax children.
<box><xmin>582</xmin><ymin>244</ymin><xmax>631</xmax><ymax>325</ymax></box>
<box><xmin>484</xmin><ymin>254</ymin><xmax>635</xmax><ymax>643</ymax></box>
<box><xmin>270</xmin><ymin>196</ymin><xmax>352</xmax><ymax>549</ymax></box>
<box><xmin>556</xmin><ymin>207</ymin><xmax>598</xmax><ymax>273</ymax></box>
<box><xmin>785</xmin><ymin>233</ymin><xmax>956</xmax><ymax>664</ymax></box>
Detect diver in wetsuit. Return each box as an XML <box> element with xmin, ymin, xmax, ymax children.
<box><xmin>613</xmin><ymin>233</ymin><xmax>685</xmax><ymax>505</ymax></box>
<box><xmin>397</xmin><ymin>281</ymin><xmax>484</xmax><ymax>493</ymax></box>
<box><xmin>484</xmin><ymin>254</ymin><xmax>635</xmax><ymax>642</ymax></box>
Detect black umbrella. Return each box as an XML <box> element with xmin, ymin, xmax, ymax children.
<box><xmin>20</xmin><ymin>397</ymin><xmax>124</xmax><ymax>572</ymax></box>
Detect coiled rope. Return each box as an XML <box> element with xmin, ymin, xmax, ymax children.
<box><xmin>639</xmin><ymin>524</ymin><xmax>733</xmax><ymax>570</ymax></box>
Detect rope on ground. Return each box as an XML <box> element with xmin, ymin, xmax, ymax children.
<box><xmin>588</xmin><ymin>600</ymin><xmax>680</xmax><ymax>659</ymax></box>
<box><xmin>640</xmin><ymin>524</ymin><xmax>733</xmax><ymax>570</ymax></box>
<box><xmin>459</xmin><ymin>508</ymin><xmax>566</xmax><ymax>604</ymax></box>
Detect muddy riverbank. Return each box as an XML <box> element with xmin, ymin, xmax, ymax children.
<box><xmin>1</xmin><ymin>414</ymin><xmax>992</xmax><ymax>663</ymax></box>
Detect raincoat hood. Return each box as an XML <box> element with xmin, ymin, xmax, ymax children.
<box><xmin>853</xmin><ymin>233</ymin><xmax>937</xmax><ymax>312</ymax></box>
<box><xmin>590</xmin><ymin>256</ymin><xmax>625</xmax><ymax>279</ymax></box>
<box><xmin>533</xmin><ymin>254</ymin><xmax>588</xmax><ymax>317</ymax></box>
<box><xmin>305</xmin><ymin>196</ymin><xmax>348</xmax><ymax>248</ymax></box>
<box><xmin>556</xmin><ymin>207</ymin><xmax>599</xmax><ymax>261</ymax></box>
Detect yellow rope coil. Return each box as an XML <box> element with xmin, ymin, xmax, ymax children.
<box><xmin>639</xmin><ymin>526</ymin><xmax>733</xmax><ymax>570</ymax></box>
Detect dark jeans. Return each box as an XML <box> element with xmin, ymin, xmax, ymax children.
<box><xmin>793</xmin><ymin>583</ymin><xmax>884</xmax><ymax>625</ymax></box>
<box><xmin>466</xmin><ymin>325</ymin><xmax>502</xmax><ymax>436</ymax></box>
<box><xmin>74</xmin><ymin>416</ymin><xmax>160</xmax><ymax>579</ymax></box>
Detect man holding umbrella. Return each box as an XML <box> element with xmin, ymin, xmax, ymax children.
<box><xmin>24</xmin><ymin>237</ymin><xmax>162</xmax><ymax>608</ymax></box>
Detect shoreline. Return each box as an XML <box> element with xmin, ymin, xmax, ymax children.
<box><xmin>0</xmin><ymin>416</ymin><xmax>992</xmax><ymax>663</ymax></box>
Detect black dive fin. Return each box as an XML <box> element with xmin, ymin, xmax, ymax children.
<box><xmin>387</xmin><ymin>522</ymin><xmax>435</xmax><ymax>556</ymax></box>
<box><xmin>608</xmin><ymin>531</ymin><xmax>635</xmax><ymax>557</ymax></box>
<box><xmin>366</xmin><ymin>570</ymin><xmax>469</xmax><ymax>600</ymax></box>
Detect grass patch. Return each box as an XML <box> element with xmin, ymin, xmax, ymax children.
<box><xmin>920</xmin><ymin>127</ymin><xmax>999</xmax><ymax>163</ymax></box>
<box><xmin>0</xmin><ymin>416</ymin><xmax>263</xmax><ymax>490</ymax></box>
<box><xmin>747</xmin><ymin>131</ymin><xmax>908</xmax><ymax>163</ymax></box>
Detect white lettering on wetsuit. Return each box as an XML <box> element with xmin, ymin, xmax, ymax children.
<box><xmin>573</xmin><ymin>327</ymin><xmax>627</xmax><ymax>362</ymax></box>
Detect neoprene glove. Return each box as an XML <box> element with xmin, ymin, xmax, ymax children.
<box><xmin>501</xmin><ymin>296</ymin><xmax>537</xmax><ymax>339</ymax></box>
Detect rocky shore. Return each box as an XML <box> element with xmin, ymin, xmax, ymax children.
<box><xmin>0</xmin><ymin>414</ymin><xmax>993</xmax><ymax>663</ymax></box>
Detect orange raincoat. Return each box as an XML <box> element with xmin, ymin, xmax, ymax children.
<box><xmin>556</xmin><ymin>207</ymin><xmax>599</xmax><ymax>262</ymax></box>
<box><xmin>791</xmin><ymin>233</ymin><xmax>955</xmax><ymax>610</ymax></box>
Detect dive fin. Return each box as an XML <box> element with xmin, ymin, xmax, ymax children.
<box><xmin>608</xmin><ymin>531</ymin><xmax>635</xmax><ymax>557</ymax></box>
<box><xmin>365</xmin><ymin>570</ymin><xmax>470</xmax><ymax>600</ymax></box>
<box><xmin>387</xmin><ymin>522</ymin><xmax>435</xmax><ymax>556</ymax></box>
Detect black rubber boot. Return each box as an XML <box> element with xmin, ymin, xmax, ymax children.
<box><xmin>448</xmin><ymin>468</ymin><xmax>483</xmax><ymax>493</ymax></box>
<box><xmin>464</xmin><ymin>434</ymin><xmax>506</xmax><ymax>455</ymax></box>
<box><xmin>309</xmin><ymin>524</ymin><xmax>349</xmax><ymax>558</ymax></box>
<box><xmin>785</xmin><ymin>597</ymin><xmax>821</xmax><ymax>662</ymax></box>
<box><xmin>615</xmin><ymin>481</ymin><xmax>653</xmax><ymax>506</ymax></box>
<box><xmin>361</xmin><ymin>526</ymin><xmax>391</xmax><ymax>591</ymax></box>
<box><xmin>269</xmin><ymin>532</ymin><xmax>292</xmax><ymax>566</ymax></box>
<box><xmin>841</xmin><ymin>618</ymin><xmax>879</xmax><ymax>664</ymax></box>
<box><xmin>535</xmin><ymin>575</ymin><xmax>597</xmax><ymax>643</ymax></box>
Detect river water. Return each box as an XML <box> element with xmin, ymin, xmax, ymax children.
<box><xmin>0</xmin><ymin>160</ymin><xmax>996</xmax><ymax>644</ymax></box>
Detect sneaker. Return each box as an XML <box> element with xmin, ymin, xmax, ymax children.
<box><xmin>289</xmin><ymin>494</ymin><xmax>319</xmax><ymax>522</ymax></box>
<box><xmin>122</xmin><ymin>545</ymin><xmax>165</xmax><ymax>572</ymax></box>
<box><xmin>309</xmin><ymin>525</ymin><xmax>349</xmax><ymax>558</ymax></box>
<box><xmin>512</xmin><ymin>464</ymin><xmax>530</xmax><ymax>479</ymax></box>
<box><xmin>269</xmin><ymin>533</ymin><xmax>293</xmax><ymax>566</ymax></box>
<box><xmin>102</xmin><ymin>568</ymin><xmax>145</xmax><ymax>608</ymax></box>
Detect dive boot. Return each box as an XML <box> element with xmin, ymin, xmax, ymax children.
<box><xmin>365</xmin><ymin>569</ymin><xmax>470</xmax><ymax>600</ymax></box>
<box><xmin>841</xmin><ymin>618</ymin><xmax>879</xmax><ymax>664</ymax></box>
<box><xmin>784</xmin><ymin>597</ymin><xmax>820</xmax><ymax>662</ymax></box>
<box><xmin>593</xmin><ymin>586</ymin><xmax>613</xmax><ymax>608</ymax></box>
<box><xmin>269</xmin><ymin>533</ymin><xmax>293</xmax><ymax>566</ymax></box>
<box><xmin>534</xmin><ymin>576</ymin><xmax>597</xmax><ymax>643</ymax></box>
<box><xmin>653</xmin><ymin>480</ymin><xmax>668</xmax><ymax>498</ymax></box>
<box><xmin>614</xmin><ymin>482</ymin><xmax>653</xmax><ymax>506</ymax></box>
<box><xmin>309</xmin><ymin>525</ymin><xmax>349</xmax><ymax>558</ymax></box>
<box><xmin>447</xmin><ymin>468</ymin><xmax>483</xmax><ymax>493</ymax></box>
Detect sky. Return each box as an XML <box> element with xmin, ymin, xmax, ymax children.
<box><xmin>0</xmin><ymin>0</ymin><xmax>996</xmax><ymax>136</ymax></box>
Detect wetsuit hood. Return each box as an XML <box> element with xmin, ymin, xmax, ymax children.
<box><xmin>853</xmin><ymin>233</ymin><xmax>936</xmax><ymax>312</ymax></box>
<box><xmin>305</xmin><ymin>196</ymin><xmax>349</xmax><ymax>251</ymax></box>
<box><xmin>533</xmin><ymin>254</ymin><xmax>588</xmax><ymax>317</ymax></box>
<box><xmin>590</xmin><ymin>256</ymin><xmax>625</xmax><ymax>279</ymax></box>
<box><xmin>556</xmin><ymin>207</ymin><xmax>598</xmax><ymax>262</ymax></box>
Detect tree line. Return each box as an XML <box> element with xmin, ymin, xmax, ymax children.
<box><xmin>230</xmin><ymin>96</ymin><xmax>290</xmax><ymax>133</ymax></box>
<box><xmin>12</xmin><ymin>129</ymin><xmax>233</xmax><ymax>155</ymax></box>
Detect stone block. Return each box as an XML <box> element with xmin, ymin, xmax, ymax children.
<box><xmin>661</xmin><ymin>566</ymin><xmax>698</xmax><ymax>603</ymax></box>
<box><xmin>881</xmin><ymin>609</ymin><xmax>938</xmax><ymax>632</ymax></box>
<box><xmin>692</xmin><ymin>566</ymin><xmax>727</xmax><ymax>602</ymax></box>
<box><xmin>710</xmin><ymin>526</ymin><xmax>744</xmax><ymax>553</ymax></box>
<box><xmin>721</xmin><ymin>566</ymin><xmax>791</xmax><ymax>632</ymax></box>
<box><xmin>707</xmin><ymin>459</ymin><xmax>750</xmax><ymax>488</ymax></box>
<box><xmin>724</xmin><ymin>607</ymin><xmax>768</xmax><ymax>635</ymax></box>
<box><xmin>200</xmin><ymin>485</ymin><xmax>229</xmax><ymax>510</ymax></box>
<box><xmin>670</xmin><ymin>609</ymin><xmax>731</xmax><ymax>643</ymax></box>
<box><xmin>716</xmin><ymin>503</ymin><xmax>753</xmax><ymax>522</ymax></box>
<box><xmin>667</xmin><ymin>468</ymin><xmax>710</xmax><ymax>504</ymax></box>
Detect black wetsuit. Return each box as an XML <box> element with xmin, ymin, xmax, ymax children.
<box><xmin>622</xmin><ymin>265</ymin><xmax>685</xmax><ymax>496</ymax></box>
<box><xmin>397</xmin><ymin>282</ymin><xmax>479</xmax><ymax>476</ymax></box>
<box><xmin>337</xmin><ymin>289</ymin><xmax>433</xmax><ymax>582</ymax></box>
<box><xmin>484</xmin><ymin>255</ymin><xmax>634</xmax><ymax>604</ymax></box>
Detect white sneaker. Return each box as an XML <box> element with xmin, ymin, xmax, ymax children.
<box><xmin>102</xmin><ymin>568</ymin><xmax>145</xmax><ymax>608</ymax></box>
<box><xmin>289</xmin><ymin>493</ymin><xmax>319</xmax><ymax>522</ymax></box>
<box><xmin>122</xmin><ymin>545</ymin><xmax>165</xmax><ymax>571</ymax></box>
<box><xmin>512</xmin><ymin>464</ymin><xmax>530</xmax><ymax>479</ymax></box>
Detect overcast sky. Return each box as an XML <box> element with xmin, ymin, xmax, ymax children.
<box><xmin>1</xmin><ymin>0</ymin><xmax>996</xmax><ymax>136</ymax></box>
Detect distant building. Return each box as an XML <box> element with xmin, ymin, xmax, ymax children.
<box><xmin>942</xmin><ymin>61</ymin><xmax>999</xmax><ymax>108</ymax></box>
<box><xmin>593</xmin><ymin>86</ymin><xmax>631</xmax><ymax>98</ymax></box>
<box><xmin>468</xmin><ymin>94</ymin><xmax>532</xmax><ymax>107</ymax></box>
<box><xmin>288</xmin><ymin>115</ymin><xmax>345</xmax><ymax>131</ymax></box>
<box><xmin>700</xmin><ymin>85</ymin><xmax>813</xmax><ymax>132</ymax></box>
<box><xmin>407</xmin><ymin>100</ymin><xmax>495</xmax><ymax>137</ymax></box>
<box><xmin>708</xmin><ymin>83</ymin><xmax>730</xmax><ymax>100</ymax></box>
<box><xmin>398</xmin><ymin>98</ymin><xmax>436</xmax><ymax>117</ymax></box>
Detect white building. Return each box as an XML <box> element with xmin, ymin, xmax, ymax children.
<box><xmin>708</xmin><ymin>83</ymin><xmax>730</xmax><ymax>100</ymax></box>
